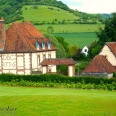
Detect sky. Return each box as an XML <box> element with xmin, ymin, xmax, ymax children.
<box><xmin>58</xmin><ymin>0</ymin><xmax>116</xmax><ymax>14</ymax></box>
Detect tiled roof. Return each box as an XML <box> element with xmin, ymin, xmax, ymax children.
<box><xmin>4</xmin><ymin>21</ymin><xmax>55</xmax><ymax>52</ymax></box>
<box><xmin>0</xmin><ymin>40</ymin><xmax>4</xmax><ymax>50</ymax></box>
<box><xmin>40</xmin><ymin>58</ymin><xmax>76</xmax><ymax>66</ymax></box>
<box><xmin>82</xmin><ymin>55</ymin><xmax>115</xmax><ymax>73</ymax></box>
<box><xmin>106</xmin><ymin>42</ymin><xmax>116</xmax><ymax>56</ymax></box>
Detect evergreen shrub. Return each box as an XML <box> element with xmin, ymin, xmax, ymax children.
<box><xmin>0</xmin><ymin>74</ymin><xmax>116</xmax><ymax>85</ymax></box>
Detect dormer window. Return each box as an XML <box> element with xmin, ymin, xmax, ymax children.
<box><xmin>48</xmin><ymin>42</ymin><xmax>51</xmax><ymax>49</ymax></box>
<box><xmin>42</xmin><ymin>42</ymin><xmax>45</xmax><ymax>49</ymax></box>
<box><xmin>36</xmin><ymin>42</ymin><xmax>39</xmax><ymax>50</ymax></box>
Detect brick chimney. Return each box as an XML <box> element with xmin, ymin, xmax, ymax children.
<box><xmin>0</xmin><ymin>17</ymin><xmax>6</xmax><ymax>51</ymax></box>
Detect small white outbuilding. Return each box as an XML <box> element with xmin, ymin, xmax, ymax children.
<box><xmin>81</xmin><ymin>46</ymin><xmax>89</xmax><ymax>56</ymax></box>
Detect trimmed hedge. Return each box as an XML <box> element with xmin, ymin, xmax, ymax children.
<box><xmin>0</xmin><ymin>73</ymin><xmax>116</xmax><ymax>85</ymax></box>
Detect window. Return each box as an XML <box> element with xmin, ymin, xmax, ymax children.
<box><xmin>48</xmin><ymin>42</ymin><xmax>51</xmax><ymax>49</ymax></box>
<box><xmin>48</xmin><ymin>67</ymin><xmax>52</xmax><ymax>72</ymax></box>
<box><xmin>84</xmin><ymin>49</ymin><xmax>87</xmax><ymax>52</ymax></box>
<box><xmin>37</xmin><ymin>55</ymin><xmax>40</xmax><ymax>65</ymax></box>
<box><xmin>36</xmin><ymin>42</ymin><xmax>39</xmax><ymax>50</ymax></box>
<box><xmin>42</xmin><ymin>42</ymin><xmax>45</xmax><ymax>49</ymax></box>
<box><xmin>48</xmin><ymin>54</ymin><xmax>51</xmax><ymax>59</ymax></box>
<box><xmin>43</xmin><ymin>54</ymin><xmax>46</xmax><ymax>59</ymax></box>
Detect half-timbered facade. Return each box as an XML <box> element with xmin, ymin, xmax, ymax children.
<box><xmin>0</xmin><ymin>19</ymin><xmax>56</xmax><ymax>75</ymax></box>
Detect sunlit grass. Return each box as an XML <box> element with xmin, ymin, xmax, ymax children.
<box><xmin>22</xmin><ymin>5</ymin><xmax>78</xmax><ymax>22</ymax></box>
<box><xmin>54</xmin><ymin>32</ymin><xmax>98</xmax><ymax>48</ymax></box>
<box><xmin>36</xmin><ymin>24</ymin><xmax>104</xmax><ymax>33</ymax></box>
<box><xmin>0</xmin><ymin>86</ymin><xmax>116</xmax><ymax>116</ymax></box>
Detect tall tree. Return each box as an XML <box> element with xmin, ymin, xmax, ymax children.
<box><xmin>68</xmin><ymin>44</ymin><xmax>78</xmax><ymax>57</ymax></box>
<box><xmin>47</xmin><ymin>26</ymin><xmax>54</xmax><ymax>34</ymax></box>
<box><xmin>44</xmin><ymin>33</ymin><xmax>66</xmax><ymax>58</ymax></box>
<box><xmin>97</xmin><ymin>13</ymin><xmax>116</xmax><ymax>46</ymax></box>
<box><xmin>55</xmin><ymin>36</ymin><xmax>69</xmax><ymax>54</ymax></box>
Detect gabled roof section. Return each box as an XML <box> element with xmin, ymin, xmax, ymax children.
<box><xmin>4</xmin><ymin>21</ymin><xmax>55</xmax><ymax>52</ymax></box>
<box><xmin>40</xmin><ymin>58</ymin><xmax>76</xmax><ymax>66</ymax></box>
<box><xmin>83</xmin><ymin>55</ymin><xmax>115</xmax><ymax>73</ymax></box>
<box><xmin>106</xmin><ymin>42</ymin><xmax>116</xmax><ymax>56</ymax></box>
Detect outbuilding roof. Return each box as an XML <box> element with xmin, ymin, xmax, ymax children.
<box><xmin>82</xmin><ymin>55</ymin><xmax>115</xmax><ymax>74</ymax></box>
<box><xmin>40</xmin><ymin>58</ymin><xmax>76</xmax><ymax>66</ymax></box>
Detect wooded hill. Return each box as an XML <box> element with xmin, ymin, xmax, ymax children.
<box><xmin>21</xmin><ymin>5</ymin><xmax>102</xmax><ymax>25</ymax></box>
<box><xmin>0</xmin><ymin>0</ymin><xmax>107</xmax><ymax>24</ymax></box>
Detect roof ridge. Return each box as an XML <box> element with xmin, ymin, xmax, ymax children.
<box><xmin>23</xmin><ymin>23</ymin><xmax>34</xmax><ymax>38</ymax></box>
<box><xmin>97</xmin><ymin>56</ymin><xmax>106</xmax><ymax>72</ymax></box>
<box><xmin>14</xmin><ymin>22</ymin><xmax>32</xmax><ymax>52</ymax></box>
<box><xmin>23</xmin><ymin>22</ymin><xmax>44</xmax><ymax>42</ymax></box>
<box><xmin>106</xmin><ymin>42</ymin><xmax>116</xmax><ymax>57</ymax></box>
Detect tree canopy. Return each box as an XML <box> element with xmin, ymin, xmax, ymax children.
<box><xmin>89</xmin><ymin>13</ymin><xmax>116</xmax><ymax>58</ymax></box>
<box><xmin>44</xmin><ymin>33</ymin><xmax>66</xmax><ymax>58</ymax></box>
<box><xmin>55</xmin><ymin>36</ymin><xmax>69</xmax><ymax>56</ymax></box>
<box><xmin>68</xmin><ymin>44</ymin><xmax>78</xmax><ymax>58</ymax></box>
<box><xmin>97</xmin><ymin>13</ymin><xmax>116</xmax><ymax>46</ymax></box>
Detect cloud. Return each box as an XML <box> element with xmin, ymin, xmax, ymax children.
<box><xmin>58</xmin><ymin>0</ymin><xmax>116</xmax><ymax>13</ymax></box>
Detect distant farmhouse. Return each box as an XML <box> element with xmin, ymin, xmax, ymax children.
<box><xmin>82</xmin><ymin>42</ymin><xmax>116</xmax><ymax>78</ymax></box>
<box><xmin>0</xmin><ymin>18</ymin><xmax>75</xmax><ymax>76</ymax></box>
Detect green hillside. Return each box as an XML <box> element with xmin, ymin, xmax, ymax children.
<box><xmin>21</xmin><ymin>5</ymin><xmax>103</xmax><ymax>25</ymax></box>
<box><xmin>22</xmin><ymin>5</ymin><xmax>79</xmax><ymax>23</ymax></box>
<box><xmin>0</xmin><ymin>0</ymin><xmax>104</xmax><ymax>24</ymax></box>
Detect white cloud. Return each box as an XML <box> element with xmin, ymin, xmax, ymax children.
<box><xmin>58</xmin><ymin>0</ymin><xmax>116</xmax><ymax>13</ymax></box>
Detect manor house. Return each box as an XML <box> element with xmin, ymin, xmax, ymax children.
<box><xmin>0</xmin><ymin>19</ymin><xmax>75</xmax><ymax>76</ymax></box>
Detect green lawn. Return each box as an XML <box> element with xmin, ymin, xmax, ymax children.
<box><xmin>0</xmin><ymin>86</ymin><xmax>116</xmax><ymax>116</ymax></box>
<box><xmin>54</xmin><ymin>32</ymin><xmax>98</xmax><ymax>48</ymax></box>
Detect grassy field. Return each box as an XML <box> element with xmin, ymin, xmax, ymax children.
<box><xmin>22</xmin><ymin>5</ymin><xmax>79</xmax><ymax>22</ymax></box>
<box><xmin>36</xmin><ymin>24</ymin><xmax>104</xmax><ymax>33</ymax></box>
<box><xmin>36</xmin><ymin>24</ymin><xmax>102</xmax><ymax>48</ymax></box>
<box><xmin>0</xmin><ymin>86</ymin><xmax>116</xmax><ymax>116</ymax></box>
<box><xmin>54</xmin><ymin>32</ymin><xmax>98</xmax><ymax>48</ymax></box>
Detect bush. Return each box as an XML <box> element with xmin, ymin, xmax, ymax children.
<box><xmin>0</xmin><ymin>74</ymin><xmax>116</xmax><ymax>91</ymax></box>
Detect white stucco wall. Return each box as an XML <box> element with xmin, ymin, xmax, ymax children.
<box><xmin>81</xmin><ymin>46</ymin><xmax>89</xmax><ymax>56</ymax></box>
<box><xmin>0</xmin><ymin>50</ymin><xmax>56</xmax><ymax>75</ymax></box>
<box><xmin>52</xmin><ymin>65</ymin><xmax>56</xmax><ymax>72</ymax></box>
<box><xmin>42</xmin><ymin>66</ymin><xmax>47</xmax><ymax>74</ymax></box>
<box><xmin>68</xmin><ymin>65</ymin><xmax>74</xmax><ymax>77</ymax></box>
<box><xmin>107</xmin><ymin>73</ymin><xmax>113</xmax><ymax>78</ymax></box>
<box><xmin>99</xmin><ymin>45</ymin><xmax>116</xmax><ymax>66</ymax></box>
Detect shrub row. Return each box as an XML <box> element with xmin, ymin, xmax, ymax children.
<box><xmin>0</xmin><ymin>80</ymin><xmax>116</xmax><ymax>91</ymax></box>
<box><xmin>0</xmin><ymin>74</ymin><xmax>116</xmax><ymax>85</ymax></box>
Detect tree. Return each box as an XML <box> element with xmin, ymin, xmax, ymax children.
<box><xmin>88</xmin><ymin>13</ymin><xmax>116</xmax><ymax>58</ymax></box>
<box><xmin>55</xmin><ymin>36</ymin><xmax>69</xmax><ymax>56</ymax></box>
<box><xmin>68</xmin><ymin>44</ymin><xmax>78</xmax><ymax>57</ymax></box>
<box><xmin>97</xmin><ymin>13</ymin><xmax>116</xmax><ymax>46</ymax></box>
<box><xmin>57</xmin><ymin>64</ymin><xmax>68</xmax><ymax>75</ymax></box>
<box><xmin>47</xmin><ymin>26</ymin><xmax>54</xmax><ymax>34</ymax></box>
<box><xmin>44</xmin><ymin>33</ymin><xmax>66</xmax><ymax>58</ymax></box>
<box><xmin>89</xmin><ymin>41</ymin><xmax>102</xmax><ymax>58</ymax></box>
